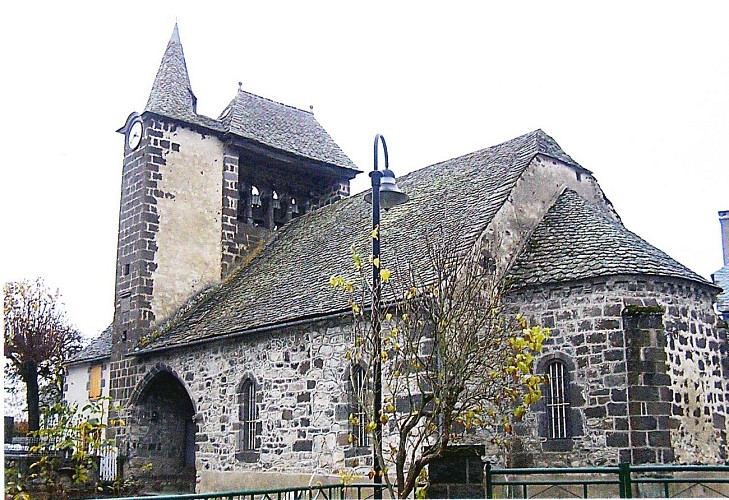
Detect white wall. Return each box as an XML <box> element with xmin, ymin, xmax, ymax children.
<box><xmin>65</xmin><ymin>359</ymin><xmax>110</xmax><ymax>422</ymax></box>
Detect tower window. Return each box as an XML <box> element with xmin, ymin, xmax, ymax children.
<box><xmin>251</xmin><ymin>186</ymin><xmax>261</xmax><ymax>208</ymax></box>
<box><xmin>238</xmin><ymin>378</ymin><xmax>259</xmax><ymax>453</ymax></box>
<box><xmin>545</xmin><ymin>360</ymin><xmax>570</xmax><ymax>439</ymax></box>
<box><xmin>351</xmin><ymin>365</ymin><xmax>368</xmax><ymax>446</ymax></box>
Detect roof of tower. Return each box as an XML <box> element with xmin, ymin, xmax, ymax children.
<box><xmin>144</xmin><ymin>24</ymin><xmax>221</xmax><ymax>130</ymax></box>
<box><xmin>134</xmin><ymin>129</ymin><xmax>710</xmax><ymax>354</ymax></box>
<box><xmin>507</xmin><ymin>189</ymin><xmax>710</xmax><ymax>288</ymax></box>
<box><xmin>65</xmin><ymin>324</ymin><xmax>112</xmax><ymax>366</ymax></box>
<box><xmin>142</xmin><ymin>25</ymin><xmax>355</xmax><ymax>170</ymax></box>
<box><xmin>219</xmin><ymin>90</ymin><xmax>359</xmax><ymax>171</ymax></box>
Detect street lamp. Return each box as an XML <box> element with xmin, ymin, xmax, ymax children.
<box><xmin>364</xmin><ymin>134</ymin><xmax>409</xmax><ymax>499</ymax></box>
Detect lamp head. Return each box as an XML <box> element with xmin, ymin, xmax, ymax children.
<box><xmin>365</xmin><ymin>168</ymin><xmax>409</xmax><ymax>210</ymax></box>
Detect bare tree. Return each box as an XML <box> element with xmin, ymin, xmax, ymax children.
<box><xmin>4</xmin><ymin>279</ymin><xmax>82</xmax><ymax>431</ymax></box>
<box><xmin>331</xmin><ymin>227</ymin><xmax>548</xmax><ymax>498</ymax></box>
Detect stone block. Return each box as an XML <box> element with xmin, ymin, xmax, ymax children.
<box><xmin>606</xmin><ymin>432</ymin><xmax>628</xmax><ymax>448</ymax></box>
<box><xmin>642</xmin><ymin>373</ymin><xmax>670</xmax><ymax>386</ymax></box>
<box><xmin>628</xmin><ymin>386</ymin><xmax>659</xmax><ymax>402</ymax></box>
<box><xmin>611</xmin><ymin>388</ymin><xmax>627</xmax><ymax>402</ymax></box>
<box><xmin>596</xmin><ymin>319</ymin><xmax>620</xmax><ymax>330</ymax></box>
<box><xmin>645</xmin><ymin>402</ymin><xmax>671</xmax><ymax>416</ymax></box>
<box><xmin>630</xmin><ymin>416</ymin><xmax>656</xmax><ymax>430</ymax></box>
<box><xmin>614</xmin><ymin>417</ymin><xmax>628</xmax><ymax>430</ymax></box>
<box><xmin>607</xmin><ymin>403</ymin><xmax>627</xmax><ymax>416</ymax></box>
<box><xmin>632</xmin><ymin>447</ymin><xmax>656</xmax><ymax>464</ymax></box>
<box><xmin>604</xmin><ymin>349</ymin><xmax>624</xmax><ymax>361</ymax></box>
<box><xmin>647</xmin><ymin>430</ymin><xmax>671</xmax><ymax>448</ymax></box>
<box><xmin>584</xmin><ymin>406</ymin><xmax>606</xmax><ymax>419</ymax></box>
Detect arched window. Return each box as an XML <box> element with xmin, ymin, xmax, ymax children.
<box><xmin>250</xmin><ymin>186</ymin><xmax>261</xmax><ymax>207</ymax></box>
<box><xmin>545</xmin><ymin>360</ymin><xmax>570</xmax><ymax>439</ymax></box>
<box><xmin>351</xmin><ymin>365</ymin><xmax>368</xmax><ymax>446</ymax></box>
<box><xmin>238</xmin><ymin>378</ymin><xmax>259</xmax><ymax>452</ymax></box>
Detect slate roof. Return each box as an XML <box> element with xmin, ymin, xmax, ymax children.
<box><xmin>137</xmin><ymin>129</ymin><xmax>628</xmax><ymax>353</ymax></box>
<box><xmin>144</xmin><ymin>24</ymin><xmax>356</xmax><ymax>171</ymax></box>
<box><xmin>66</xmin><ymin>324</ymin><xmax>112</xmax><ymax>365</ymax></box>
<box><xmin>508</xmin><ymin>190</ymin><xmax>711</xmax><ymax>288</ymax></box>
<box><xmin>219</xmin><ymin>91</ymin><xmax>358</xmax><ymax>171</ymax></box>
<box><xmin>144</xmin><ymin>24</ymin><xmax>221</xmax><ymax>131</ymax></box>
<box><xmin>713</xmin><ymin>264</ymin><xmax>729</xmax><ymax>314</ymax></box>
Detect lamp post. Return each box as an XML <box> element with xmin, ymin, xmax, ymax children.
<box><xmin>364</xmin><ymin>134</ymin><xmax>409</xmax><ymax>499</ymax></box>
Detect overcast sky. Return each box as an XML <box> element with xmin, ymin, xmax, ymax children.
<box><xmin>1</xmin><ymin>1</ymin><xmax>727</xmax><ymax>341</ymax></box>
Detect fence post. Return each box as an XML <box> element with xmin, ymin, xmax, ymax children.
<box><xmin>485</xmin><ymin>462</ymin><xmax>492</xmax><ymax>499</ymax></box>
<box><xmin>619</xmin><ymin>462</ymin><xmax>632</xmax><ymax>498</ymax></box>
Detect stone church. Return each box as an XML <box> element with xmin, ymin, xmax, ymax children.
<box><xmin>65</xmin><ymin>25</ymin><xmax>728</xmax><ymax>493</ymax></box>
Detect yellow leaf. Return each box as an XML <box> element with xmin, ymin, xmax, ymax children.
<box><xmin>380</xmin><ymin>268</ymin><xmax>391</xmax><ymax>282</ymax></box>
<box><xmin>371</xmin><ymin>226</ymin><xmax>379</xmax><ymax>240</ymax></box>
<box><xmin>373</xmin><ymin>257</ymin><xmax>380</xmax><ymax>268</ymax></box>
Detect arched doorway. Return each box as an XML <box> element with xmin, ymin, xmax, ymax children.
<box><xmin>128</xmin><ymin>369</ymin><xmax>196</xmax><ymax>492</ymax></box>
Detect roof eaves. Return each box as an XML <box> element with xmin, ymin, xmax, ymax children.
<box><xmin>131</xmin><ymin>307</ymin><xmax>353</xmax><ymax>357</ymax></box>
<box><xmin>65</xmin><ymin>353</ymin><xmax>111</xmax><ymax>368</ymax></box>
<box><xmin>142</xmin><ymin>110</ymin><xmax>225</xmax><ymax>134</ymax></box>
<box><xmin>223</xmin><ymin>131</ymin><xmax>361</xmax><ymax>174</ymax></box>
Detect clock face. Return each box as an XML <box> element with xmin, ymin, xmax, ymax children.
<box><xmin>127</xmin><ymin>120</ymin><xmax>143</xmax><ymax>150</ymax></box>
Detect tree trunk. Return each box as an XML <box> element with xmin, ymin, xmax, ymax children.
<box><xmin>23</xmin><ymin>362</ymin><xmax>40</xmax><ymax>432</ymax></box>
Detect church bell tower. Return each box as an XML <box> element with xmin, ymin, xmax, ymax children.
<box><xmin>110</xmin><ymin>24</ymin><xmax>360</xmax><ymax>370</ymax></box>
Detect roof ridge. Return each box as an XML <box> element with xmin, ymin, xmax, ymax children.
<box><xmin>395</xmin><ymin>129</ymin><xmax>544</xmax><ymax>184</ymax></box>
<box><xmin>235</xmin><ymin>88</ymin><xmax>313</xmax><ymax>115</ymax></box>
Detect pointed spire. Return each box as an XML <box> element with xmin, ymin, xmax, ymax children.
<box><xmin>145</xmin><ymin>23</ymin><xmax>198</xmax><ymax>119</ymax></box>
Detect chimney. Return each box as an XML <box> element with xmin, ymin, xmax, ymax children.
<box><xmin>720</xmin><ymin>210</ymin><xmax>729</xmax><ymax>266</ymax></box>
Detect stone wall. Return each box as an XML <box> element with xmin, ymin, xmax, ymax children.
<box><xmin>507</xmin><ymin>275</ymin><xmax>727</xmax><ymax>467</ymax></box>
<box><xmin>622</xmin><ymin>307</ymin><xmax>673</xmax><ymax>464</ymax></box>
<box><xmin>121</xmin><ymin>316</ymin><xmax>358</xmax><ymax>490</ymax></box>
<box><xmin>112</xmin><ymin>115</ymin><xmax>224</xmax><ymax>355</ymax></box>
<box><xmin>146</xmin><ymin>120</ymin><xmax>224</xmax><ymax>325</ymax></box>
<box><xmin>113</xmin><ymin>274</ymin><xmax>726</xmax><ymax>491</ymax></box>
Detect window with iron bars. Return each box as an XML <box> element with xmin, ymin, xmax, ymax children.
<box><xmin>352</xmin><ymin>366</ymin><xmax>369</xmax><ymax>446</ymax></box>
<box><xmin>238</xmin><ymin>379</ymin><xmax>258</xmax><ymax>451</ymax></box>
<box><xmin>546</xmin><ymin>360</ymin><xmax>570</xmax><ymax>439</ymax></box>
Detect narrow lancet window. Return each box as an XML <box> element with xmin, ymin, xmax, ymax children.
<box><xmin>238</xmin><ymin>378</ymin><xmax>258</xmax><ymax>451</ymax></box>
<box><xmin>546</xmin><ymin>360</ymin><xmax>570</xmax><ymax>439</ymax></box>
<box><xmin>352</xmin><ymin>365</ymin><xmax>369</xmax><ymax>446</ymax></box>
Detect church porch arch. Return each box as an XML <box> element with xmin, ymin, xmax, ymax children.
<box><xmin>127</xmin><ymin>363</ymin><xmax>197</xmax><ymax>492</ymax></box>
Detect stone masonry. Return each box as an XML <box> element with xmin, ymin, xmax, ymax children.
<box><xmin>507</xmin><ymin>275</ymin><xmax>727</xmax><ymax>467</ymax></box>
<box><xmin>120</xmin><ymin>316</ymin><xmax>358</xmax><ymax>491</ymax></box>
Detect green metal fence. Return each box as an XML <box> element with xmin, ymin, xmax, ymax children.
<box><xmin>92</xmin><ymin>464</ymin><xmax>729</xmax><ymax>500</ymax></box>
<box><xmin>485</xmin><ymin>463</ymin><xmax>729</xmax><ymax>498</ymax></box>
<box><xmin>91</xmin><ymin>482</ymin><xmax>381</xmax><ymax>500</ymax></box>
